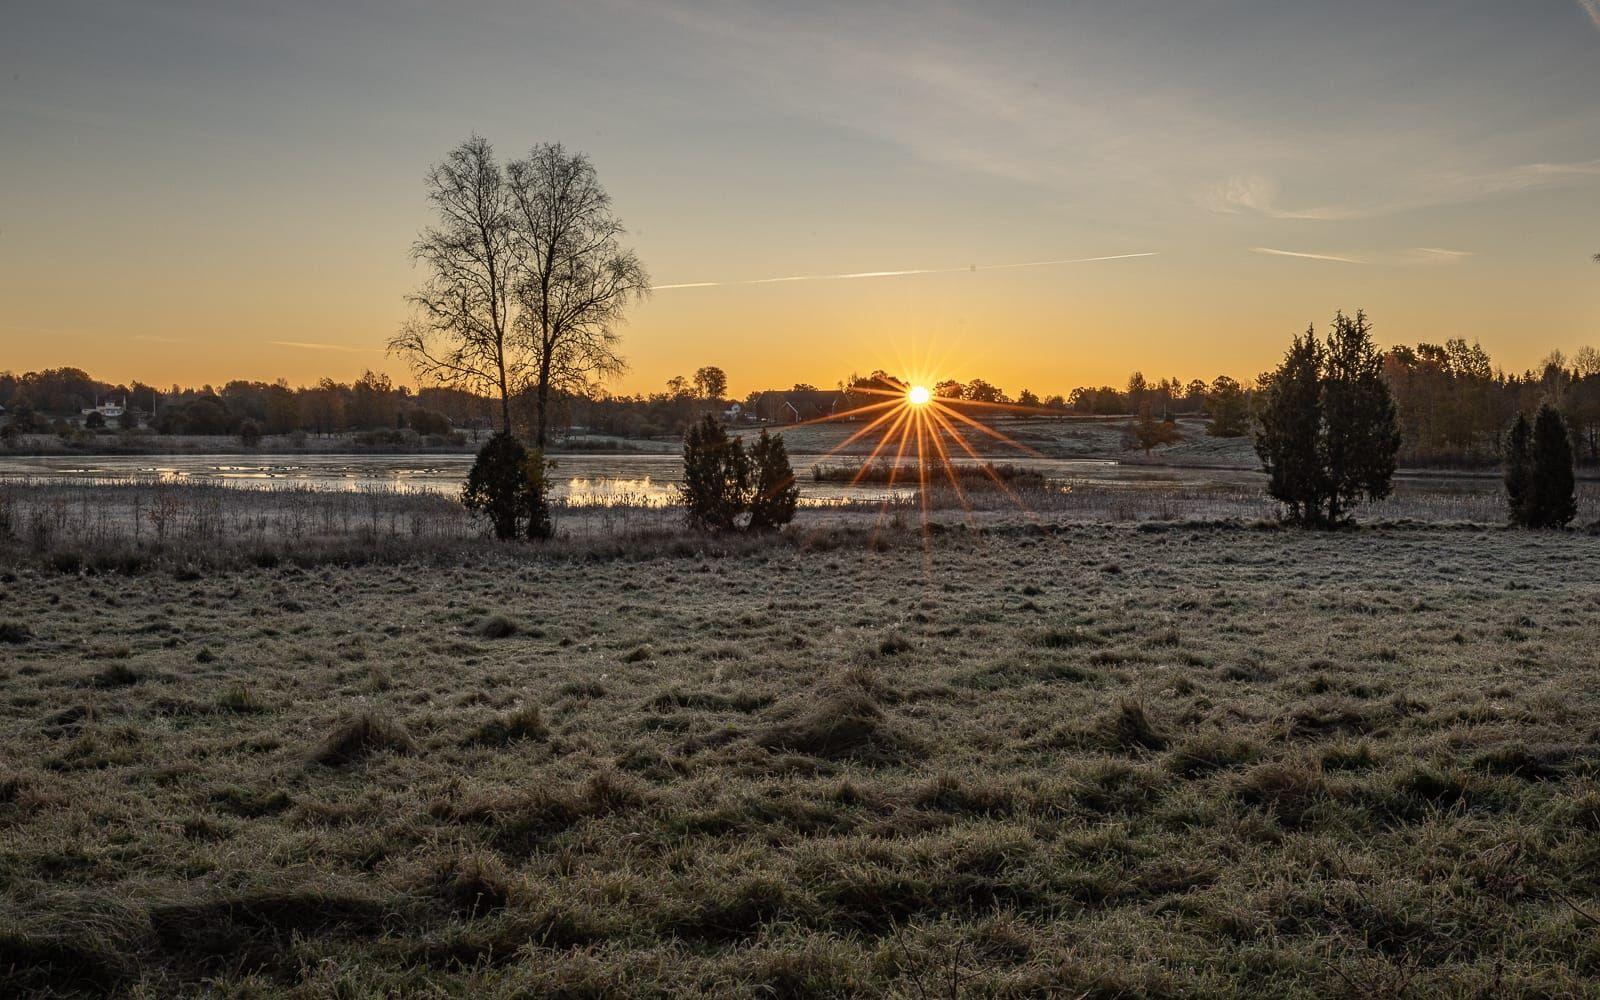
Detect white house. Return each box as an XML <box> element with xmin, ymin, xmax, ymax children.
<box><xmin>81</xmin><ymin>398</ymin><xmax>126</xmax><ymax>421</ymax></box>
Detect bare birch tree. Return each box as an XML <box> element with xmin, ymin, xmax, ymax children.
<box><xmin>390</xmin><ymin>135</ymin><xmax>522</xmax><ymax>433</ymax></box>
<box><xmin>507</xmin><ymin>144</ymin><xmax>650</xmax><ymax>446</ymax></box>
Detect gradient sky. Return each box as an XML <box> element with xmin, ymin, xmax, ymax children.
<box><xmin>3</xmin><ymin>1</ymin><xmax>1598</xmax><ymax>396</ymax></box>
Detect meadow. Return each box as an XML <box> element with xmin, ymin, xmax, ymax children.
<box><xmin>3</xmin><ymin>512</ymin><xmax>1600</xmax><ymax>996</ymax></box>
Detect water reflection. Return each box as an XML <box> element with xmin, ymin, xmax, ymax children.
<box><xmin>0</xmin><ymin>451</ymin><xmax>1505</xmax><ymax>507</ymax></box>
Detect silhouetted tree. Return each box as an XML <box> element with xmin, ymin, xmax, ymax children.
<box><xmin>238</xmin><ymin>420</ymin><xmax>262</xmax><ymax>447</ymax></box>
<box><xmin>1255</xmin><ymin>313</ymin><xmax>1400</xmax><ymax>525</ymax></box>
<box><xmin>1322</xmin><ymin>310</ymin><xmax>1400</xmax><ymax>522</ymax></box>
<box><xmin>392</xmin><ymin>136</ymin><xmax>522</xmax><ymax>434</ymax></box>
<box><xmin>680</xmin><ymin>415</ymin><xmax>748</xmax><ymax>532</ymax></box>
<box><xmin>1129</xmin><ymin>401</ymin><xmax>1181</xmax><ymax>455</ymax></box>
<box><xmin>1503</xmin><ymin>412</ymin><xmax>1532</xmax><ymax>525</ymax></box>
<box><xmin>1256</xmin><ymin>327</ymin><xmax>1329</xmax><ymax>525</ymax></box>
<box><xmin>408</xmin><ymin>408</ymin><xmax>453</xmax><ymax>436</ymax></box>
<box><xmin>1204</xmin><ymin>376</ymin><xmax>1249</xmax><ymax>437</ymax></box>
<box><xmin>693</xmin><ymin>366</ymin><xmax>728</xmax><ymax>400</ymax></box>
<box><xmin>747</xmin><ymin>429</ymin><xmax>799</xmax><ymax>531</ymax></box>
<box><xmin>1522</xmin><ymin>404</ymin><xmax>1576</xmax><ymax>528</ymax></box>
<box><xmin>507</xmin><ymin>143</ymin><xmax>649</xmax><ymax>447</ymax></box>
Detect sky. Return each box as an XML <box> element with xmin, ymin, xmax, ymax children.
<box><xmin>2</xmin><ymin>0</ymin><xmax>1598</xmax><ymax>397</ymax></box>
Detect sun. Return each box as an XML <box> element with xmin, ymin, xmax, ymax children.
<box><xmin>907</xmin><ymin>385</ymin><xmax>932</xmax><ymax>406</ymax></box>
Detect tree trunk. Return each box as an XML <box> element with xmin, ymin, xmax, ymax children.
<box><xmin>536</xmin><ymin>354</ymin><xmax>552</xmax><ymax>448</ymax></box>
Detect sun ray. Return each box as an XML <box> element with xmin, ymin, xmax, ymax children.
<box><xmin>851</xmin><ymin>407</ymin><xmax>915</xmax><ymax>486</ymax></box>
<box><xmin>931</xmin><ymin>401</ymin><xmax>1045</xmax><ymax>458</ymax></box>
<box><xmin>780</xmin><ymin>397</ymin><xmax>898</xmax><ymax>431</ymax></box>
<box><xmin>813</xmin><ymin>402</ymin><xmax>907</xmax><ymax>459</ymax></box>
<box><xmin>925</xmin><ymin>405</ymin><xmax>1032</xmax><ymax>512</ymax></box>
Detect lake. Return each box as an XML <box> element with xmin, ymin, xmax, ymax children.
<box><xmin>0</xmin><ymin>452</ymin><xmax>1277</xmax><ymax>506</ymax></box>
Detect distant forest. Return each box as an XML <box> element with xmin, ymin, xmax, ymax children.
<box><xmin>3</xmin><ymin>337</ymin><xmax>1598</xmax><ymax>466</ymax></box>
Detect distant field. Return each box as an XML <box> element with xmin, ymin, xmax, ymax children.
<box><xmin>2</xmin><ymin>417</ymin><xmax>1249</xmax><ymax>465</ymax></box>
<box><xmin>748</xmin><ymin>415</ymin><xmax>1261</xmax><ymax>465</ymax></box>
<box><xmin>4</xmin><ymin>524</ymin><xmax>1599</xmax><ymax>995</ymax></box>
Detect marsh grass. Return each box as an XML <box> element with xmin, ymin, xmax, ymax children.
<box><xmin>3</xmin><ymin>523</ymin><xmax>1600</xmax><ymax>994</ymax></box>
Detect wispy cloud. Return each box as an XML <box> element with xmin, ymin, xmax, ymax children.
<box><xmin>653</xmin><ymin>253</ymin><xmax>1157</xmax><ymax>291</ymax></box>
<box><xmin>1581</xmin><ymin>0</ymin><xmax>1600</xmax><ymax>31</ymax></box>
<box><xmin>1251</xmin><ymin>247</ymin><xmax>1365</xmax><ymax>265</ymax></box>
<box><xmin>1209</xmin><ymin>158</ymin><xmax>1600</xmax><ymax>222</ymax></box>
<box><xmin>269</xmin><ymin>340</ymin><xmax>379</xmax><ymax>353</ymax></box>
<box><xmin>133</xmin><ymin>334</ymin><xmax>187</xmax><ymax>344</ymax></box>
<box><xmin>1412</xmin><ymin>247</ymin><xmax>1474</xmax><ymax>261</ymax></box>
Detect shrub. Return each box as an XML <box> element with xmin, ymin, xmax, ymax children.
<box><xmin>238</xmin><ymin>420</ymin><xmax>262</xmax><ymax>447</ymax></box>
<box><xmin>680</xmin><ymin>415</ymin><xmax>749</xmax><ymax>532</ymax></box>
<box><xmin>747</xmin><ymin>429</ymin><xmax>799</xmax><ymax>531</ymax></box>
<box><xmin>407</xmin><ymin>408</ymin><xmax>453</xmax><ymax>436</ymax></box>
<box><xmin>461</xmin><ymin>432</ymin><xmax>552</xmax><ymax>540</ymax></box>
<box><xmin>1507</xmin><ymin>404</ymin><xmax>1576</xmax><ymax>528</ymax></box>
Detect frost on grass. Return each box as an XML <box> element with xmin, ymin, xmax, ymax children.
<box><xmin>2</xmin><ymin>524</ymin><xmax>1599</xmax><ymax>995</ymax></box>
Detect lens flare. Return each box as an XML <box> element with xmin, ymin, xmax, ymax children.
<box><xmin>783</xmin><ymin>369</ymin><xmax>1051</xmax><ymax>545</ymax></box>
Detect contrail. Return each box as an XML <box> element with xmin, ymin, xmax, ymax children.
<box><xmin>652</xmin><ymin>252</ymin><xmax>1158</xmax><ymax>290</ymax></box>
<box><xmin>1251</xmin><ymin>247</ymin><xmax>1365</xmax><ymax>265</ymax></box>
<box><xmin>270</xmin><ymin>340</ymin><xmax>382</xmax><ymax>353</ymax></box>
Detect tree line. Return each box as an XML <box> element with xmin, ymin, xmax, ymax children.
<box><xmin>1255</xmin><ymin>310</ymin><xmax>1579</xmax><ymax>529</ymax></box>
<box><xmin>0</xmin><ymin>368</ymin><xmax>486</xmax><ymax>441</ymax></box>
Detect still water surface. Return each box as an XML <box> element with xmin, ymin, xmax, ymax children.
<box><xmin>0</xmin><ymin>453</ymin><xmax>1265</xmax><ymax>505</ymax></box>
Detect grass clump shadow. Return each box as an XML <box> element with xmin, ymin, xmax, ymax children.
<box><xmin>312</xmin><ymin>710</ymin><xmax>416</xmax><ymax>766</ymax></box>
<box><xmin>1097</xmin><ymin>699</ymin><xmax>1169</xmax><ymax>752</ymax></box>
<box><xmin>475</xmin><ymin>614</ymin><xmax>521</xmax><ymax>639</ymax></box>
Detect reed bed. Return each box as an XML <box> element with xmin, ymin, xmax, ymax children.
<box><xmin>1</xmin><ymin>474</ymin><xmax>1593</xmax><ymax>574</ymax></box>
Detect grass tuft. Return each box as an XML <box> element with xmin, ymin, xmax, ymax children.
<box><xmin>470</xmin><ymin>704</ymin><xmax>548</xmax><ymax>746</ymax></box>
<box><xmin>475</xmin><ymin>614</ymin><xmax>520</xmax><ymax>639</ymax></box>
<box><xmin>757</xmin><ymin>668</ymin><xmax>910</xmax><ymax>761</ymax></box>
<box><xmin>311</xmin><ymin>710</ymin><xmax>416</xmax><ymax>766</ymax></box>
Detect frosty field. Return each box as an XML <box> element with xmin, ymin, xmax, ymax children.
<box><xmin>4</xmin><ymin>522</ymin><xmax>1599</xmax><ymax>996</ymax></box>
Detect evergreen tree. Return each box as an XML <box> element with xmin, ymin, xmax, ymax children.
<box><xmin>1524</xmin><ymin>403</ymin><xmax>1576</xmax><ymax>528</ymax></box>
<box><xmin>680</xmin><ymin>415</ymin><xmax>749</xmax><ymax>532</ymax></box>
<box><xmin>463</xmin><ymin>432</ymin><xmax>540</xmax><ymax>540</ymax></box>
<box><xmin>1322</xmin><ymin>310</ymin><xmax>1400</xmax><ymax>523</ymax></box>
<box><xmin>1503</xmin><ymin>411</ymin><xmax>1532</xmax><ymax>525</ymax></box>
<box><xmin>747</xmin><ymin>429</ymin><xmax>799</xmax><ymax>531</ymax></box>
<box><xmin>1254</xmin><ymin>313</ymin><xmax>1400</xmax><ymax>526</ymax></box>
<box><xmin>1255</xmin><ymin>327</ymin><xmax>1328</xmax><ymax>525</ymax></box>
